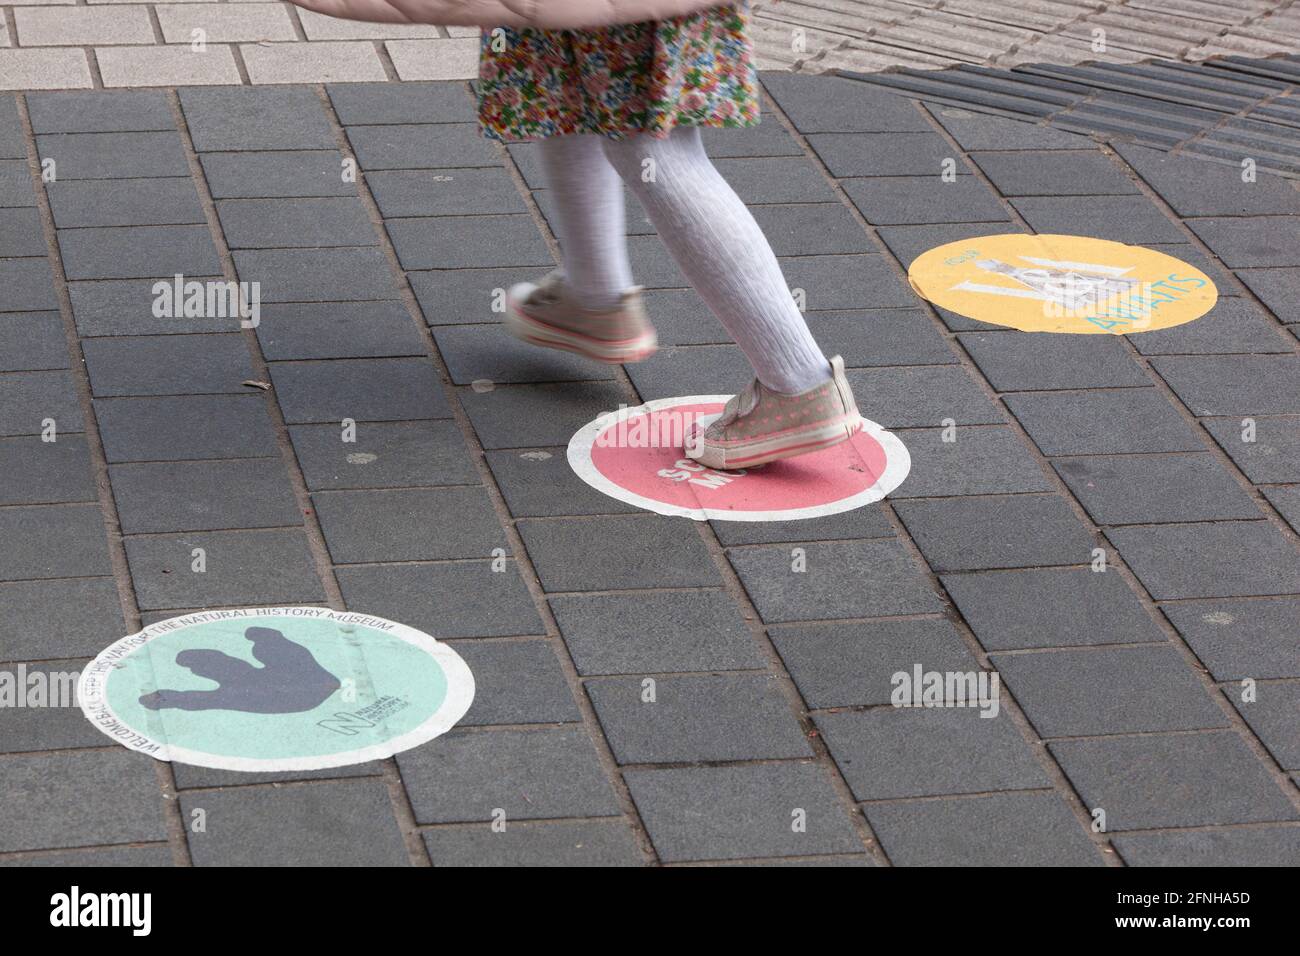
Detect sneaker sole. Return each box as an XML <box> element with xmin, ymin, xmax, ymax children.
<box><xmin>505</xmin><ymin>299</ymin><xmax>657</xmax><ymax>365</ymax></box>
<box><xmin>688</xmin><ymin>416</ymin><xmax>863</xmax><ymax>470</ymax></box>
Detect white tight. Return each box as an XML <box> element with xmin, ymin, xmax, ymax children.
<box><xmin>535</xmin><ymin>127</ymin><xmax>832</xmax><ymax>394</ymax></box>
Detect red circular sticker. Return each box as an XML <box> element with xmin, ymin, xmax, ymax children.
<box><xmin>567</xmin><ymin>395</ymin><xmax>911</xmax><ymax>521</ymax></box>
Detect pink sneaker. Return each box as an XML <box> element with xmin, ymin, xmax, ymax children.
<box><xmin>685</xmin><ymin>355</ymin><xmax>862</xmax><ymax>470</ymax></box>
<box><xmin>505</xmin><ymin>271</ymin><xmax>657</xmax><ymax>364</ymax></box>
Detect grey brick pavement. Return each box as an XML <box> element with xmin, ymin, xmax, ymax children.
<box><xmin>0</xmin><ymin>72</ymin><xmax>1296</xmax><ymax>867</ymax></box>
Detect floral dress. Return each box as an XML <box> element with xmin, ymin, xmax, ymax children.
<box><xmin>476</xmin><ymin>2</ymin><xmax>761</xmax><ymax>142</ymax></box>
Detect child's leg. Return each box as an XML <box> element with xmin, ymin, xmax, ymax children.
<box><xmin>599</xmin><ymin>127</ymin><xmax>832</xmax><ymax>394</ymax></box>
<box><xmin>535</xmin><ymin>133</ymin><xmax>635</xmax><ymax>310</ymax></box>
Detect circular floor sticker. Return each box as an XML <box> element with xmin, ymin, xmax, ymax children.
<box><xmin>567</xmin><ymin>395</ymin><xmax>910</xmax><ymax>521</ymax></box>
<box><xmin>78</xmin><ymin>607</ymin><xmax>474</xmax><ymax>772</ymax></box>
<box><xmin>908</xmin><ymin>233</ymin><xmax>1217</xmax><ymax>333</ymax></box>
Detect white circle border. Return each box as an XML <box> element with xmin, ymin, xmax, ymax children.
<box><xmin>567</xmin><ymin>395</ymin><xmax>912</xmax><ymax>522</ymax></box>
<box><xmin>77</xmin><ymin>607</ymin><xmax>476</xmax><ymax>773</ymax></box>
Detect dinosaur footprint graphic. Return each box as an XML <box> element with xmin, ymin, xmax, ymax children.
<box><xmin>139</xmin><ymin>626</ymin><xmax>341</xmax><ymax>714</ymax></box>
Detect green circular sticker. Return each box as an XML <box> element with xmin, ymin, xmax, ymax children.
<box><xmin>78</xmin><ymin>607</ymin><xmax>475</xmax><ymax>772</ymax></box>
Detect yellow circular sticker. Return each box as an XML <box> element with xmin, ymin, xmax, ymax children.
<box><xmin>908</xmin><ymin>234</ymin><xmax>1218</xmax><ymax>334</ymax></box>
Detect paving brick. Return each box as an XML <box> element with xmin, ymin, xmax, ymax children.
<box><xmin>895</xmin><ymin>494</ymin><xmax>1096</xmax><ymax>572</ymax></box>
<box><xmin>485</xmin><ymin>446</ymin><xmax>638</xmax><ymax>518</ymax></box>
<box><xmin>0</xmin><ymin>95</ymin><xmax>23</xmax><ymax>159</ymax></box>
<box><xmin>297</xmin><ymin>9</ymin><xmax>442</xmax><ymax>40</ymax></box>
<box><xmin>533</xmin><ymin>187</ymin><xmax>651</xmax><ymax>240</ymax></box>
<box><xmin>0</xmin><ymin>159</ymin><xmax>35</xmax><ymax>208</ymax></box>
<box><xmin>58</xmin><ymin>224</ymin><xmax>221</xmax><ymax>281</ymax></box>
<box><xmin>0</xmin><ymin>313</ymin><xmax>68</xmax><ymax>372</ymax></box>
<box><xmin>876</xmin><ymin>222</ymin><xmax>1030</xmax><ymax>269</ymax></box>
<box><xmin>158</xmin><ymin>3</ymin><xmax>298</xmax><ymax>45</ymax></box>
<box><xmin>890</xmin><ymin>425</ymin><xmax>1055</xmax><ymax>497</ymax></box>
<box><xmin>217</xmin><ymin>197</ymin><xmax>378</xmax><ymax>249</ymax></box>
<box><xmin>1107</xmin><ymin>520</ymin><xmax>1300</xmax><ymax>599</ymax></box>
<box><xmin>314</xmin><ymin>486</ymin><xmax>505</xmax><ymax>563</ymax></box>
<box><xmin>46</xmin><ymin>177</ymin><xmax>205</xmax><ymax>228</ymax></box>
<box><xmin>200</xmin><ymin>150</ymin><xmax>357</xmax><ymax>199</ymax></box>
<box><xmin>0</xmin><ymin>369</ymin><xmax>81</xmax><ymax>437</ymax></box>
<box><xmin>1227</xmin><ymin>680</ymin><xmax>1300</xmax><ymax>769</ymax></box>
<box><xmin>346</xmin><ymin>123</ymin><xmax>499</xmax><ymax>170</ymax></box>
<box><xmin>700</xmin><ymin>121</ymin><xmax>803</xmax><ymax>158</ymax></box>
<box><xmin>0</xmin><ymin>751</ymin><xmax>166</xmax><ymax>853</ymax></box>
<box><xmin>1129</xmin><ymin>297</ymin><xmax>1293</xmax><ymax>355</ymax></box>
<box><xmin>517</xmin><ymin>514</ymin><xmax>721</xmax><ymax>592</ymax></box>
<box><xmin>710</xmin><ymin>503</ymin><xmax>894</xmax><ymax>545</ymax></box>
<box><xmin>388</xmin><ymin>215</ymin><xmax>552</xmax><ymax>271</ymax></box>
<box><xmin>1113</xmin><ymin>826</ymin><xmax>1300</xmax><ymax>867</ymax></box>
<box><xmin>68</xmin><ymin>276</ymin><xmax>241</xmax><ymax>337</ymax></box>
<box><xmin>549</xmin><ymin>590</ymin><xmax>759</xmax><ymax>676</ymax></box>
<box><xmin>761</xmin><ymin>73</ymin><xmax>934</xmax><ymax>133</ymax></box>
<box><xmin>95</xmin><ymin>393</ymin><xmax>278</xmax><ymax>462</ymax></box>
<box><xmin>1005</xmin><ymin>388</ymin><xmax>1205</xmax><ymax>456</ymax></box>
<box><xmin>934</xmin><ymin>109</ymin><xmax>1094</xmax><ymax>151</ymax></box>
<box><xmin>624</xmin><ymin>763</ymin><xmax>861</xmax><ymax>862</ymax></box>
<box><xmin>0</xmin><ymin>207</ymin><xmax>47</xmax><ymax>257</ymax></box>
<box><xmin>1147</xmin><ymin>242</ymin><xmax>1240</xmax><ymax>294</ymax></box>
<box><xmin>327</xmin><ymin>81</ymin><xmax>475</xmax><ymax>125</ymax></box>
<box><xmin>1188</xmin><ymin>216</ymin><xmax>1300</xmax><ymax>269</ymax></box>
<box><xmin>959</xmin><ymin>331</ymin><xmax>1150</xmax><ymax>391</ymax></box>
<box><xmin>423</xmin><ymin>819</ymin><xmax>643</xmax><ymax>867</ymax></box>
<box><xmin>256</xmin><ymin>301</ymin><xmax>425</xmax><ymax>361</ymax></box>
<box><xmin>772</xmin><ymin>618</ymin><xmax>977</xmax><ymax>709</ymax></box>
<box><xmin>37</xmin><ymin>130</ymin><xmax>190</xmax><ymax>180</ymax></box>
<box><xmin>994</xmin><ymin>645</ymin><xmax>1228</xmax><ymax>737</ymax></box>
<box><xmin>0</xmin><ymin>846</ymin><xmax>173</xmax><ymax>867</ymax></box>
<box><xmin>234</xmin><ymin>247</ymin><xmax>400</xmax><ymax>302</ymax></box>
<box><xmin>410</xmin><ymin>266</ymin><xmax>531</xmax><ymax>326</ymax></box>
<box><xmin>817</xmin><ymin>708</ymin><xmax>1048</xmax><ymax>800</ymax></box>
<box><xmin>0</xmin><ymin>658</ymin><xmax>111</xmax><ymax>753</ymax></box>
<box><xmin>460</xmin><ymin>381</ymin><xmax>630</xmax><ymax>448</ymax></box>
<box><xmin>0</xmin><ymin>503</ymin><xmax>110</xmax><ymax>579</ymax></box>
<box><xmin>623</xmin><ymin>344</ymin><xmax>752</xmax><ymax>401</ymax></box>
<box><xmin>170</xmin><ymin>761</ymin><xmax>382</xmax><ymax>790</ymax></box>
<box><xmin>715</xmin><ymin>157</ymin><xmax>839</xmax><ymax>204</ymax></box>
<box><xmin>0</xmin><ymin>577</ymin><xmax>125</xmax><ymax>661</ymax></box>
<box><xmin>240</xmin><ymin>40</ymin><xmax>388</xmax><ymax>84</ymax></box>
<box><xmin>1237</xmin><ymin>267</ymin><xmax>1300</xmax><ymax>323</ymax></box>
<box><xmin>27</xmin><ymin>90</ymin><xmax>173</xmax><ymax>134</ymax></box>
<box><xmin>0</xmin><ymin>259</ymin><xmax>58</xmax><ymax>312</ymax></box>
<box><xmin>588</xmin><ymin>673</ymin><xmax>810</xmax><ymax>764</ymax></box>
<box><xmin>433</xmin><ymin>324</ymin><xmax>618</xmax><ymax>386</ymax></box>
<box><xmin>367</xmin><ymin>167</ymin><xmax>527</xmax><ymax>218</ymax></box>
<box><xmin>1201</xmin><ymin>416</ymin><xmax>1300</xmax><ymax>483</ymax></box>
<box><xmin>1113</xmin><ymin>142</ymin><xmax>1300</xmax><ymax>218</ymax></box>
<box><xmin>941</xmin><ymin>566</ymin><xmax>1166</xmax><ymax>651</ymax></box>
<box><xmin>1010</xmin><ymin>195</ymin><xmax>1188</xmax><ymax>244</ymax></box>
<box><xmin>385</xmin><ymin>37</ymin><xmax>480</xmax><ymax>81</ymax></box>
<box><xmin>1151</xmin><ymin>354</ymin><xmax>1300</xmax><ymax>416</ymax></box>
<box><xmin>727</xmin><ymin>538</ymin><xmax>942</xmax><ymax>623</ymax></box>
<box><xmin>808</xmin><ymin>131</ymin><xmax>973</xmax><ymax>178</ymax></box>
<box><xmin>269</xmin><ymin>357</ymin><xmax>450</xmax><ymax>423</ymax></box>
<box><xmin>846</xmin><ymin>365</ymin><xmax>1005</xmax><ymax>427</ymax></box>
<box><xmin>865</xmin><ymin>791</ymin><xmax>1102</xmax><ymax>866</ymax></box>
<box><xmin>0</xmin><ymin>49</ymin><xmax>94</xmax><ymax>92</ymax></box>
<box><xmin>124</xmin><ymin>528</ymin><xmax>326</xmax><ymax>609</ymax></box>
<box><xmin>83</xmin><ymin>333</ymin><xmax>253</xmax><ymax>397</ymax></box>
<box><xmin>337</xmin><ymin>559</ymin><xmax>542</xmax><ymax>639</ymax></box>
<box><xmin>750</xmin><ymin>203</ymin><xmax>875</xmax><ymax>256</ymax></box>
<box><xmin>1164</xmin><ymin>597</ymin><xmax>1300</xmax><ymax>681</ymax></box>
<box><xmin>397</xmin><ymin>726</ymin><xmax>621</xmax><ymax>823</ymax></box>
<box><xmin>0</xmin><ymin>434</ymin><xmax>94</xmax><ymax>505</ymax></box>
<box><xmin>290</xmin><ymin>419</ymin><xmax>475</xmax><ymax>489</ymax></box>
<box><xmin>14</xmin><ymin>5</ymin><xmax>154</xmax><ymax>45</ymax></box>
<box><xmin>110</xmin><ymin>458</ymin><xmax>301</xmax><ymax>534</ymax></box>
<box><xmin>972</xmin><ymin>150</ymin><xmax>1140</xmax><ymax>196</ymax></box>
<box><xmin>1054</xmin><ymin>452</ymin><xmax>1262</xmax><ymax>525</ymax></box>
<box><xmin>181</xmin><ymin>779</ymin><xmax>408</xmax><ymax>866</ymax></box>
<box><xmin>1263</xmin><ymin>484</ymin><xmax>1300</xmax><ymax>535</ymax></box>
<box><xmin>803</xmin><ymin>309</ymin><xmax>957</xmax><ymax>367</ymax></box>
<box><xmin>1050</xmin><ymin>731</ymin><xmax>1298</xmax><ymax>829</ymax></box>
<box><xmin>842</xmin><ymin>174</ymin><xmax>1011</xmax><ymax>225</ymax></box>
<box><xmin>451</xmin><ymin>639</ymin><xmax>580</xmax><ymax>726</ymax></box>
<box><xmin>783</xmin><ymin>253</ymin><xmax>918</xmax><ymax>310</ymax></box>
